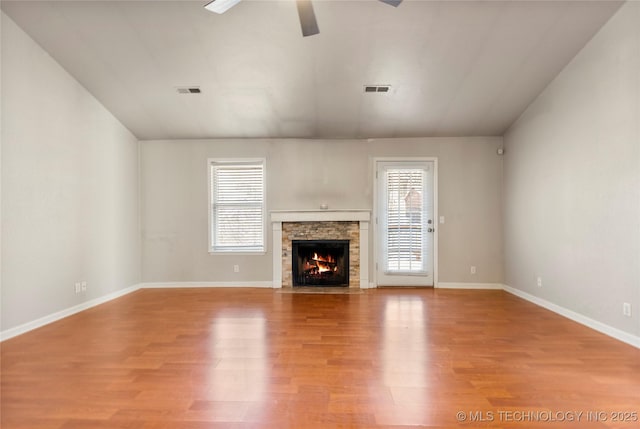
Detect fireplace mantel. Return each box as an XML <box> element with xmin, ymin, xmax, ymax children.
<box><xmin>271</xmin><ymin>210</ymin><xmax>370</xmax><ymax>289</ymax></box>
<box><xmin>271</xmin><ymin>210</ymin><xmax>370</xmax><ymax>223</ymax></box>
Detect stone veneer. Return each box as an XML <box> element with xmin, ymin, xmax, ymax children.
<box><xmin>282</xmin><ymin>221</ymin><xmax>360</xmax><ymax>288</ymax></box>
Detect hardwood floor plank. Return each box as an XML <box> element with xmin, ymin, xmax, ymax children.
<box><xmin>2</xmin><ymin>288</ymin><xmax>639</xmax><ymax>428</ymax></box>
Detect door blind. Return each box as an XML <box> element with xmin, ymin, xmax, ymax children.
<box><xmin>210</xmin><ymin>160</ymin><xmax>264</xmax><ymax>252</ymax></box>
<box><xmin>384</xmin><ymin>168</ymin><xmax>426</xmax><ymax>272</ymax></box>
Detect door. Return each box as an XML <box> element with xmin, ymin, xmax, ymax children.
<box><xmin>376</xmin><ymin>160</ymin><xmax>435</xmax><ymax>286</ymax></box>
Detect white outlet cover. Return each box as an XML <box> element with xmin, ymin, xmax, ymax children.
<box><xmin>439</xmin><ymin>216</ymin><xmax>445</xmax><ymax>224</ymax></box>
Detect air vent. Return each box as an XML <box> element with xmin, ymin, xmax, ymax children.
<box><xmin>176</xmin><ymin>86</ymin><xmax>201</xmax><ymax>94</ymax></box>
<box><xmin>364</xmin><ymin>85</ymin><xmax>391</xmax><ymax>93</ymax></box>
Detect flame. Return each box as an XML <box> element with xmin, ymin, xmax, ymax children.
<box><xmin>311</xmin><ymin>252</ymin><xmax>335</xmax><ymax>273</ymax></box>
<box><xmin>312</xmin><ymin>253</ymin><xmax>334</xmax><ymax>264</ymax></box>
<box><xmin>316</xmin><ymin>262</ymin><xmax>331</xmax><ymax>273</ymax></box>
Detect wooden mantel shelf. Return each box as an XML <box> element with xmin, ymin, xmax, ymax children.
<box><xmin>270</xmin><ymin>210</ymin><xmax>370</xmax><ymax>223</ymax></box>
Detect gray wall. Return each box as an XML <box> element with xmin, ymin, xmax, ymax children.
<box><xmin>1</xmin><ymin>13</ymin><xmax>141</xmax><ymax>331</ymax></box>
<box><xmin>140</xmin><ymin>137</ymin><xmax>503</xmax><ymax>284</ymax></box>
<box><xmin>503</xmin><ymin>1</ymin><xmax>640</xmax><ymax>337</ymax></box>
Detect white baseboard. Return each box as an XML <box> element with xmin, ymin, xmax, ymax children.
<box><xmin>0</xmin><ymin>281</ymin><xmax>278</xmax><ymax>341</ymax></box>
<box><xmin>503</xmin><ymin>285</ymin><xmax>640</xmax><ymax>349</ymax></box>
<box><xmin>0</xmin><ymin>283</ymin><xmax>141</xmax><ymax>342</ymax></box>
<box><xmin>437</xmin><ymin>282</ymin><xmax>504</xmax><ymax>290</ymax></box>
<box><xmin>139</xmin><ymin>281</ymin><xmax>274</xmax><ymax>289</ymax></box>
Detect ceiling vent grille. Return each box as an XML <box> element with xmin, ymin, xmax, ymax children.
<box><xmin>364</xmin><ymin>85</ymin><xmax>391</xmax><ymax>93</ymax></box>
<box><xmin>176</xmin><ymin>87</ymin><xmax>201</xmax><ymax>94</ymax></box>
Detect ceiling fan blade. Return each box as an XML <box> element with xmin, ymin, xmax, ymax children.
<box><xmin>379</xmin><ymin>0</ymin><xmax>403</xmax><ymax>7</ymax></box>
<box><xmin>296</xmin><ymin>0</ymin><xmax>320</xmax><ymax>37</ymax></box>
<box><xmin>204</xmin><ymin>0</ymin><xmax>242</xmax><ymax>14</ymax></box>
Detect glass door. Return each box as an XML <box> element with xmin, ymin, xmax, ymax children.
<box><xmin>376</xmin><ymin>161</ymin><xmax>434</xmax><ymax>286</ymax></box>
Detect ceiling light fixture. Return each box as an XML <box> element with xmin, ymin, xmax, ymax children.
<box><xmin>204</xmin><ymin>0</ymin><xmax>241</xmax><ymax>14</ymax></box>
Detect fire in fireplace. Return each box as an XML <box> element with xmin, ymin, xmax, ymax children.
<box><xmin>292</xmin><ymin>240</ymin><xmax>349</xmax><ymax>286</ymax></box>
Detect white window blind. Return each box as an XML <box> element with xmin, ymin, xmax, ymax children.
<box><xmin>384</xmin><ymin>168</ymin><xmax>426</xmax><ymax>273</ymax></box>
<box><xmin>209</xmin><ymin>160</ymin><xmax>265</xmax><ymax>252</ymax></box>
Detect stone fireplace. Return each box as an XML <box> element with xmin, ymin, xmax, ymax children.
<box><xmin>271</xmin><ymin>211</ymin><xmax>371</xmax><ymax>288</ymax></box>
<box><xmin>285</xmin><ymin>222</ymin><xmax>357</xmax><ymax>287</ymax></box>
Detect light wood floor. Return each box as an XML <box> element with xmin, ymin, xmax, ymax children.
<box><xmin>1</xmin><ymin>288</ymin><xmax>639</xmax><ymax>428</ymax></box>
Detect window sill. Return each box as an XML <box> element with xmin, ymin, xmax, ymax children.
<box><xmin>208</xmin><ymin>250</ymin><xmax>267</xmax><ymax>256</ymax></box>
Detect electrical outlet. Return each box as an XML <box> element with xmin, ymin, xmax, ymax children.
<box><xmin>623</xmin><ymin>303</ymin><xmax>632</xmax><ymax>317</ymax></box>
<box><xmin>536</xmin><ymin>277</ymin><xmax>542</xmax><ymax>287</ymax></box>
<box><xmin>81</xmin><ymin>281</ymin><xmax>87</xmax><ymax>292</ymax></box>
<box><xmin>470</xmin><ymin>266</ymin><xmax>476</xmax><ymax>275</ymax></box>
<box><xmin>233</xmin><ymin>264</ymin><xmax>240</xmax><ymax>273</ymax></box>
<box><xmin>74</xmin><ymin>282</ymin><xmax>81</xmax><ymax>294</ymax></box>
<box><xmin>439</xmin><ymin>216</ymin><xmax>445</xmax><ymax>224</ymax></box>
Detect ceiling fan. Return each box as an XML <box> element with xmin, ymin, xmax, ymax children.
<box><xmin>204</xmin><ymin>0</ymin><xmax>403</xmax><ymax>37</ymax></box>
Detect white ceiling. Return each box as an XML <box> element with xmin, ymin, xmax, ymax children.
<box><xmin>1</xmin><ymin>0</ymin><xmax>623</xmax><ymax>140</ymax></box>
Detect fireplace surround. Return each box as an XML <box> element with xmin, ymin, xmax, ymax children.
<box><xmin>271</xmin><ymin>210</ymin><xmax>371</xmax><ymax>288</ymax></box>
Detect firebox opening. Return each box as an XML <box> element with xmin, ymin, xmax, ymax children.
<box><xmin>292</xmin><ymin>240</ymin><xmax>349</xmax><ymax>287</ymax></box>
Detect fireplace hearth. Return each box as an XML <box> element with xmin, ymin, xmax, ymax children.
<box><xmin>292</xmin><ymin>240</ymin><xmax>349</xmax><ymax>287</ymax></box>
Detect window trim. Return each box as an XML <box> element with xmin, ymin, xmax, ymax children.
<box><xmin>207</xmin><ymin>158</ymin><xmax>267</xmax><ymax>254</ymax></box>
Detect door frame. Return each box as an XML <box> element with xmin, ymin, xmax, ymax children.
<box><xmin>372</xmin><ymin>157</ymin><xmax>439</xmax><ymax>288</ymax></box>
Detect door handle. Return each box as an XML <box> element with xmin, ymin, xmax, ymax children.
<box><xmin>427</xmin><ymin>227</ymin><xmax>434</xmax><ymax>233</ymax></box>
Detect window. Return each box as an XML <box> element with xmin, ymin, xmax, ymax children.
<box><xmin>384</xmin><ymin>167</ymin><xmax>426</xmax><ymax>272</ymax></box>
<box><xmin>209</xmin><ymin>159</ymin><xmax>265</xmax><ymax>253</ymax></box>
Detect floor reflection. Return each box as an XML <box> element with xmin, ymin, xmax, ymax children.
<box><xmin>380</xmin><ymin>294</ymin><xmax>430</xmax><ymax>425</ymax></box>
<box><xmin>205</xmin><ymin>310</ymin><xmax>268</xmax><ymax>421</ymax></box>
